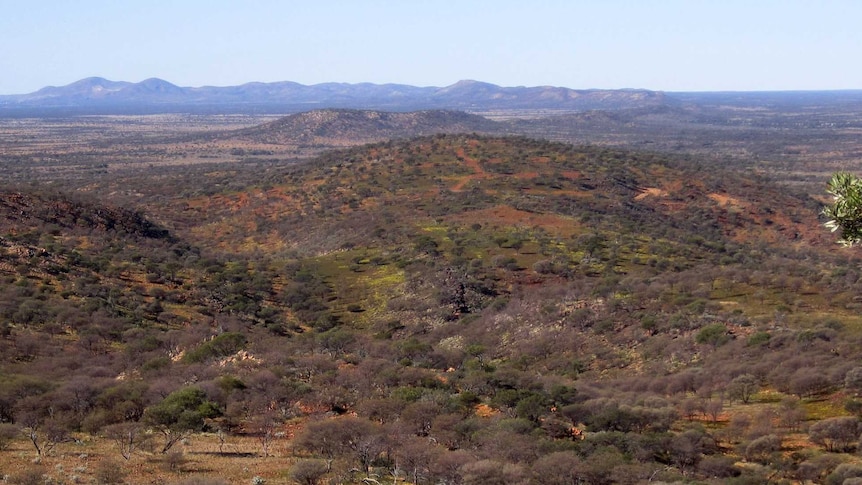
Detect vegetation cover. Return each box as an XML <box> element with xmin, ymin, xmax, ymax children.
<box><xmin>1</xmin><ymin>111</ymin><xmax>862</xmax><ymax>484</ymax></box>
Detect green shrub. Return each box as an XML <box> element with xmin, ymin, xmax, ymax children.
<box><xmin>746</xmin><ymin>331</ymin><xmax>770</xmax><ymax>346</ymax></box>
<box><xmin>696</xmin><ymin>323</ymin><xmax>730</xmax><ymax>346</ymax></box>
<box><xmin>183</xmin><ymin>332</ymin><xmax>247</xmax><ymax>363</ymax></box>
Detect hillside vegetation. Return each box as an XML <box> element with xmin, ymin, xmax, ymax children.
<box><xmin>2</xmin><ymin>134</ymin><xmax>862</xmax><ymax>484</ymax></box>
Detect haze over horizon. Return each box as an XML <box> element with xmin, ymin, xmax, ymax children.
<box><xmin>2</xmin><ymin>0</ymin><xmax>860</xmax><ymax>96</ymax></box>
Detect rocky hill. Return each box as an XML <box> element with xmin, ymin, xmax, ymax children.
<box><xmin>227</xmin><ymin>109</ymin><xmax>500</xmax><ymax>147</ymax></box>
<box><xmin>0</xmin><ymin>190</ymin><xmax>172</xmax><ymax>239</ymax></box>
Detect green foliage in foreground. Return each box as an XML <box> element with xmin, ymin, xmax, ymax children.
<box><xmin>823</xmin><ymin>172</ymin><xmax>862</xmax><ymax>246</ymax></box>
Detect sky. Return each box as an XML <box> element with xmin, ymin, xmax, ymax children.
<box><xmin>1</xmin><ymin>0</ymin><xmax>860</xmax><ymax>95</ymax></box>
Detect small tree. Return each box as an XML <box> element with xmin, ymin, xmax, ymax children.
<box><xmin>670</xmin><ymin>429</ymin><xmax>709</xmax><ymax>472</ymax></box>
<box><xmin>143</xmin><ymin>387</ymin><xmax>219</xmax><ymax>453</ymax></box>
<box><xmin>393</xmin><ymin>435</ymin><xmax>438</xmax><ymax>485</ymax></box>
<box><xmin>104</xmin><ymin>421</ymin><xmax>150</xmax><ymax>460</ymax></box>
<box><xmin>727</xmin><ymin>374</ymin><xmax>759</xmax><ymax>404</ymax></box>
<box><xmin>515</xmin><ymin>394</ymin><xmax>550</xmax><ymax>424</ymax></box>
<box><xmin>17</xmin><ymin>411</ymin><xmax>70</xmax><ymax>457</ymax></box>
<box><xmin>704</xmin><ymin>399</ymin><xmax>724</xmax><ymax>424</ymax></box>
<box><xmin>250</xmin><ymin>411</ymin><xmax>279</xmax><ymax>458</ymax></box>
<box><xmin>294</xmin><ymin>417</ymin><xmax>383</xmax><ymax>475</ymax></box>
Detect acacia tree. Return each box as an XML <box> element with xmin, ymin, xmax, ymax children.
<box><xmin>18</xmin><ymin>410</ymin><xmax>70</xmax><ymax>457</ymax></box>
<box><xmin>13</xmin><ymin>395</ymin><xmax>71</xmax><ymax>457</ymax></box>
<box><xmin>294</xmin><ymin>417</ymin><xmax>384</xmax><ymax>475</ymax></box>
<box><xmin>143</xmin><ymin>387</ymin><xmax>219</xmax><ymax>453</ymax></box>
<box><xmin>727</xmin><ymin>374</ymin><xmax>759</xmax><ymax>404</ymax></box>
<box><xmin>823</xmin><ymin>172</ymin><xmax>862</xmax><ymax>246</ymax></box>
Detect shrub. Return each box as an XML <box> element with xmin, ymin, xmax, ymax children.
<box><xmin>743</xmin><ymin>434</ymin><xmax>781</xmax><ymax>464</ymax></box>
<box><xmin>0</xmin><ymin>422</ymin><xmax>18</xmax><ymax>450</ymax></box>
<box><xmin>289</xmin><ymin>459</ymin><xmax>329</xmax><ymax>485</ymax></box>
<box><xmin>698</xmin><ymin>455</ymin><xmax>740</xmax><ymax>478</ymax></box>
<box><xmin>696</xmin><ymin>323</ymin><xmax>730</xmax><ymax>346</ymax></box>
<box><xmin>460</xmin><ymin>459</ymin><xmax>527</xmax><ymax>485</ymax></box>
<box><xmin>810</xmin><ymin>416</ymin><xmax>861</xmax><ymax>452</ymax></box>
<box><xmin>94</xmin><ymin>458</ymin><xmax>128</xmax><ymax>484</ymax></box>
<box><xmin>162</xmin><ymin>450</ymin><xmax>187</xmax><ymax>472</ymax></box>
<box><xmin>7</xmin><ymin>466</ymin><xmax>46</xmax><ymax>485</ymax></box>
<box><xmin>826</xmin><ymin>463</ymin><xmax>862</xmax><ymax>485</ymax></box>
<box><xmin>746</xmin><ymin>331</ymin><xmax>770</xmax><ymax>347</ymax></box>
<box><xmin>183</xmin><ymin>332</ymin><xmax>247</xmax><ymax>363</ymax></box>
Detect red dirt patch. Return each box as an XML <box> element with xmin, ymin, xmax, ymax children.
<box><xmin>451</xmin><ymin>147</ymin><xmax>493</xmax><ymax>192</ymax></box>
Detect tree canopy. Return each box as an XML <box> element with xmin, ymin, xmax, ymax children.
<box><xmin>823</xmin><ymin>172</ymin><xmax>862</xmax><ymax>246</ymax></box>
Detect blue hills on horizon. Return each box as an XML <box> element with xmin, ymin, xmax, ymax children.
<box><xmin>1</xmin><ymin>77</ymin><xmax>862</xmax><ymax>115</ymax></box>
<box><xmin>0</xmin><ymin>77</ymin><xmax>668</xmax><ymax>114</ymax></box>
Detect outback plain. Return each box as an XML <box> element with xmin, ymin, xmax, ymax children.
<box><xmin>3</xmin><ymin>86</ymin><xmax>862</xmax><ymax>484</ymax></box>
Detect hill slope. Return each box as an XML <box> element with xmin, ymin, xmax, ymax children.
<box><xmin>2</xmin><ymin>135</ymin><xmax>862</xmax><ymax>483</ymax></box>
<box><xmin>175</xmin><ymin>134</ymin><xmax>829</xmax><ymax>255</ymax></box>
<box><xmin>229</xmin><ymin>109</ymin><xmax>500</xmax><ymax>147</ymax></box>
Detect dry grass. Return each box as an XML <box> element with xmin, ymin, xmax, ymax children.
<box><xmin>0</xmin><ymin>433</ymin><xmax>299</xmax><ymax>484</ymax></box>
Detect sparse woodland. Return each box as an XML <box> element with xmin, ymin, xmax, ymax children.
<box><xmin>1</xmin><ymin>108</ymin><xmax>862</xmax><ymax>484</ymax></box>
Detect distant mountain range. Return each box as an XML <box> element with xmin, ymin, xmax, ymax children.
<box><xmin>4</xmin><ymin>77</ymin><xmax>862</xmax><ymax>116</ymax></box>
<box><xmin>0</xmin><ymin>77</ymin><xmax>667</xmax><ymax>115</ymax></box>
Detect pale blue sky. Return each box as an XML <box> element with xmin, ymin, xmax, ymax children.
<box><xmin>1</xmin><ymin>0</ymin><xmax>860</xmax><ymax>94</ymax></box>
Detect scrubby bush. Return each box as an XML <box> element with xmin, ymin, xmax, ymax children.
<box><xmin>0</xmin><ymin>422</ymin><xmax>18</xmax><ymax>450</ymax></box>
<box><xmin>94</xmin><ymin>458</ymin><xmax>128</xmax><ymax>484</ymax></box>
<box><xmin>289</xmin><ymin>459</ymin><xmax>329</xmax><ymax>485</ymax></box>
<box><xmin>810</xmin><ymin>416</ymin><xmax>862</xmax><ymax>452</ymax></box>
<box><xmin>7</xmin><ymin>466</ymin><xmax>46</xmax><ymax>485</ymax></box>
<box><xmin>743</xmin><ymin>434</ymin><xmax>781</xmax><ymax>464</ymax></box>
<box><xmin>826</xmin><ymin>463</ymin><xmax>862</xmax><ymax>485</ymax></box>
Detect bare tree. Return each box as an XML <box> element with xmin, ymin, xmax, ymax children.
<box><xmin>250</xmin><ymin>411</ymin><xmax>279</xmax><ymax>457</ymax></box>
<box><xmin>18</xmin><ymin>411</ymin><xmax>70</xmax><ymax>457</ymax></box>
<box><xmin>393</xmin><ymin>435</ymin><xmax>439</xmax><ymax>485</ymax></box>
<box><xmin>704</xmin><ymin>399</ymin><xmax>724</xmax><ymax>424</ymax></box>
<box><xmin>294</xmin><ymin>416</ymin><xmax>384</xmax><ymax>475</ymax></box>
<box><xmin>104</xmin><ymin>422</ymin><xmax>150</xmax><ymax>460</ymax></box>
